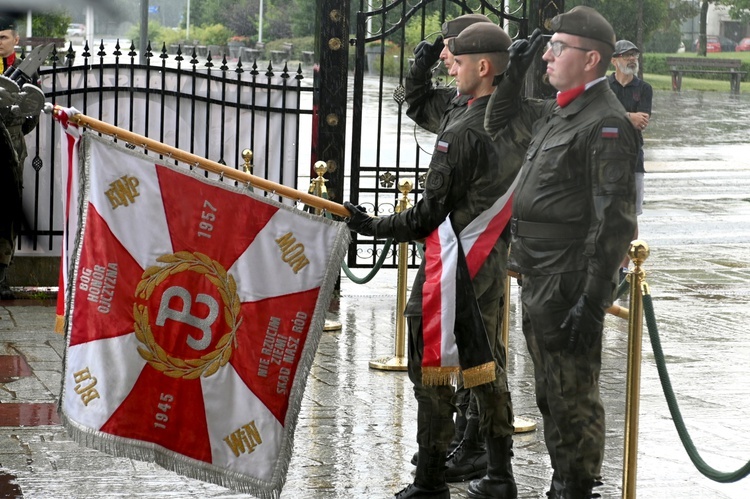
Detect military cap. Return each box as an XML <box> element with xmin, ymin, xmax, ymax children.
<box><xmin>613</xmin><ymin>39</ymin><xmax>639</xmax><ymax>56</ymax></box>
<box><xmin>551</xmin><ymin>6</ymin><xmax>615</xmax><ymax>50</ymax></box>
<box><xmin>448</xmin><ymin>22</ymin><xmax>511</xmax><ymax>56</ymax></box>
<box><xmin>0</xmin><ymin>15</ymin><xmax>17</xmax><ymax>32</ymax></box>
<box><xmin>441</xmin><ymin>13</ymin><xmax>492</xmax><ymax>39</ymax></box>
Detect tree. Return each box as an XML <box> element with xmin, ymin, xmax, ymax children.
<box><xmin>566</xmin><ymin>0</ymin><xmax>669</xmax><ymax>46</ymax></box>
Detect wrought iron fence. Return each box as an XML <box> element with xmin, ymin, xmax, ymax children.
<box><xmin>19</xmin><ymin>40</ymin><xmax>314</xmax><ymax>257</ymax></box>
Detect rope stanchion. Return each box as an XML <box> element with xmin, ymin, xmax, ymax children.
<box><xmin>643</xmin><ymin>283</ymin><xmax>750</xmax><ymax>483</ymax></box>
<box><xmin>622</xmin><ymin>240</ymin><xmax>649</xmax><ymax>498</ymax></box>
<box><xmin>370</xmin><ymin>180</ymin><xmax>414</xmax><ymax>372</ymax></box>
<box><xmin>620</xmin><ymin>239</ymin><xmax>750</xmax><ymax>496</ymax></box>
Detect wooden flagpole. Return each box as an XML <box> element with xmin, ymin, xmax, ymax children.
<box><xmin>56</xmin><ymin>106</ymin><xmax>351</xmax><ymax>218</ymax></box>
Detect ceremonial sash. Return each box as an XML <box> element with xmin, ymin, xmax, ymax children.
<box><xmin>55</xmin><ymin>108</ymin><xmax>83</xmax><ymax>333</ymax></box>
<box><xmin>421</xmin><ymin>170</ymin><xmax>521</xmax><ymax>388</ymax></box>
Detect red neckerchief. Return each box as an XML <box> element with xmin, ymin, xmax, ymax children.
<box><xmin>556</xmin><ymin>84</ymin><xmax>585</xmax><ymax>108</ymax></box>
<box><xmin>1</xmin><ymin>53</ymin><xmax>15</xmax><ymax>73</ymax></box>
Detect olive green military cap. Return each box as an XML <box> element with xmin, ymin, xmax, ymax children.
<box><xmin>441</xmin><ymin>13</ymin><xmax>492</xmax><ymax>39</ymax></box>
<box><xmin>551</xmin><ymin>5</ymin><xmax>615</xmax><ymax>50</ymax></box>
<box><xmin>0</xmin><ymin>15</ymin><xmax>17</xmax><ymax>32</ymax></box>
<box><xmin>448</xmin><ymin>22</ymin><xmax>511</xmax><ymax>56</ymax></box>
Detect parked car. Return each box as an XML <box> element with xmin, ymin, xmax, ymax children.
<box><xmin>736</xmin><ymin>37</ymin><xmax>750</xmax><ymax>52</ymax></box>
<box><xmin>693</xmin><ymin>35</ymin><xmax>737</xmax><ymax>53</ymax></box>
<box><xmin>67</xmin><ymin>23</ymin><xmax>85</xmax><ymax>38</ymax></box>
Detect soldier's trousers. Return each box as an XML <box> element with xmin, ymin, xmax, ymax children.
<box><xmin>406</xmin><ymin>280</ymin><xmax>514</xmax><ymax>450</ymax></box>
<box><xmin>520</xmin><ymin>271</ymin><xmax>605</xmax><ymax>484</ymax></box>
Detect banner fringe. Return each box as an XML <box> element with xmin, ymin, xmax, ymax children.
<box><xmin>422</xmin><ymin>366</ymin><xmax>460</xmax><ymax>386</ymax></box>
<box><xmin>462</xmin><ymin>361</ymin><xmax>496</xmax><ymax>389</ymax></box>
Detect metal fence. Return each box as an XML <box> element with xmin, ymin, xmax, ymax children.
<box><xmin>19</xmin><ymin>40</ymin><xmax>315</xmax><ymax>258</ymax></box>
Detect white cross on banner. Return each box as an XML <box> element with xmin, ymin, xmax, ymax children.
<box><xmin>60</xmin><ymin>133</ymin><xmax>349</xmax><ymax>497</ymax></box>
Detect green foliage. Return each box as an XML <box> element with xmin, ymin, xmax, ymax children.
<box><xmin>404</xmin><ymin>11</ymin><xmax>443</xmax><ymax>48</ymax></box>
<box><xmin>128</xmin><ymin>20</ymin><xmax>171</xmax><ymax>47</ymax></box>
<box><xmin>645</xmin><ymin>28</ymin><xmax>683</xmax><ymax>54</ymax></box>
<box><xmin>265</xmin><ymin>36</ymin><xmax>315</xmax><ymax>60</ymax></box>
<box><xmin>16</xmin><ymin>11</ymin><xmax>71</xmax><ymax>38</ymax></box>
<box><xmin>365</xmin><ymin>41</ymin><xmax>403</xmax><ymax>76</ymax></box>
<box><xmin>196</xmin><ymin>24</ymin><xmax>235</xmax><ymax>46</ymax></box>
<box><xmin>566</xmin><ymin>0</ymin><xmax>668</xmax><ymax>45</ymax></box>
<box><xmin>291</xmin><ymin>0</ymin><xmax>317</xmax><ymax>37</ymax></box>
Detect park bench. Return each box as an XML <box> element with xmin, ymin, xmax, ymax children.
<box><xmin>666</xmin><ymin>56</ymin><xmax>747</xmax><ymax>94</ymax></box>
<box><xmin>270</xmin><ymin>42</ymin><xmax>293</xmax><ymax>65</ymax></box>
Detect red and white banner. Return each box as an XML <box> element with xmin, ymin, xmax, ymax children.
<box><xmin>60</xmin><ymin>133</ymin><xmax>349</xmax><ymax>497</ymax></box>
<box><xmin>421</xmin><ymin>170</ymin><xmax>521</xmax><ymax>388</ymax></box>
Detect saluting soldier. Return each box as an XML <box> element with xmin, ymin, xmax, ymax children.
<box><xmin>484</xmin><ymin>6</ymin><xmax>638</xmax><ymax>498</ymax></box>
<box><xmin>0</xmin><ymin>15</ymin><xmax>40</xmax><ymax>299</ymax></box>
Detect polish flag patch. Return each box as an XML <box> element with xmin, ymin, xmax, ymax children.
<box><xmin>601</xmin><ymin>127</ymin><xmax>619</xmax><ymax>139</ymax></box>
<box><xmin>436</xmin><ymin>140</ymin><xmax>450</xmax><ymax>153</ymax></box>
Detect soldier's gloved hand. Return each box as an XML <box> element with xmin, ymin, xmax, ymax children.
<box><xmin>343</xmin><ymin>201</ymin><xmax>376</xmax><ymax>237</ymax></box>
<box><xmin>505</xmin><ymin>28</ymin><xmax>544</xmax><ymax>84</ymax></box>
<box><xmin>413</xmin><ymin>35</ymin><xmax>444</xmax><ymax>72</ymax></box>
<box><xmin>559</xmin><ymin>294</ymin><xmax>606</xmax><ymax>353</ymax></box>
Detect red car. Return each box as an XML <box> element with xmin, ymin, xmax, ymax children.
<box><xmin>736</xmin><ymin>37</ymin><xmax>750</xmax><ymax>52</ymax></box>
<box><xmin>695</xmin><ymin>36</ymin><xmax>722</xmax><ymax>53</ymax></box>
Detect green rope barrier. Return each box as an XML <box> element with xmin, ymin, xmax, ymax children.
<box><xmin>642</xmin><ymin>292</ymin><xmax>750</xmax><ymax>482</ymax></box>
<box><xmin>341</xmin><ymin>238</ymin><xmax>395</xmax><ymax>284</ymax></box>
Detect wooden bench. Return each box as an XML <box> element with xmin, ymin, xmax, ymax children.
<box><xmin>666</xmin><ymin>56</ymin><xmax>747</xmax><ymax>94</ymax></box>
<box><xmin>270</xmin><ymin>42</ymin><xmax>293</xmax><ymax>65</ymax></box>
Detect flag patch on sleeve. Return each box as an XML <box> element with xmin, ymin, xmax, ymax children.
<box><xmin>436</xmin><ymin>140</ymin><xmax>450</xmax><ymax>153</ymax></box>
<box><xmin>601</xmin><ymin>127</ymin><xmax>619</xmax><ymax>139</ymax></box>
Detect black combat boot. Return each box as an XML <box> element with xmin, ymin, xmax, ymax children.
<box><xmin>411</xmin><ymin>405</ymin><xmax>467</xmax><ymax>466</ymax></box>
<box><xmin>559</xmin><ymin>478</ymin><xmax>601</xmax><ymax>499</ymax></box>
<box><xmin>466</xmin><ymin>435</ymin><xmax>517</xmax><ymax>498</ymax></box>
<box><xmin>395</xmin><ymin>446</ymin><xmax>449</xmax><ymax>498</ymax></box>
<box><xmin>545</xmin><ymin>470</ymin><xmax>564</xmax><ymax>498</ymax></box>
<box><xmin>444</xmin><ymin>417</ymin><xmax>487</xmax><ymax>482</ymax></box>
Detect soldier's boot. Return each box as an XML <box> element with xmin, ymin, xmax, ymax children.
<box><xmin>444</xmin><ymin>417</ymin><xmax>487</xmax><ymax>482</ymax></box>
<box><xmin>411</xmin><ymin>406</ymin><xmax>467</xmax><ymax>466</ymax></box>
<box><xmin>559</xmin><ymin>478</ymin><xmax>601</xmax><ymax>499</ymax></box>
<box><xmin>395</xmin><ymin>446</ymin><xmax>449</xmax><ymax>498</ymax></box>
<box><xmin>0</xmin><ymin>264</ymin><xmax>14</xmax><ymax>300</ymax></box>
<box><xmin>545</xmin><ymin>470</ymin><xmax>564</xmax><ymax>498</ymax></box>
<box><xmin>466</xmin><ymin>435</ymin><xmax>517</xmax><ymax>498</ymax></box>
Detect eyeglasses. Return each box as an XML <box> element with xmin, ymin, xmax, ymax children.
<box><xmin>615</xmin><ymin>51</ymin><xmax>640</xmax><ymax>59</ymax></box>
<box><xmin>546</xmin><ymin>40</ymin><xmax>592</xmax><ymax>57</ymax></box>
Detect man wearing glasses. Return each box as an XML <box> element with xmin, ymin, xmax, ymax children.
<box><xmin>609</xmin><ymin>39</ymin><xmax>653</xmax><ymax>282</ymax></box>
<box><xmin>484</xmin><ymin>6</ymin><xmax>637</xmax><ymax>498</ymax></box>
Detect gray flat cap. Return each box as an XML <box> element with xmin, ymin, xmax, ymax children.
<box><xmin>613</xmin><ymin>39</ymin><xmax>639</xmax><ymax>56</ymax></box>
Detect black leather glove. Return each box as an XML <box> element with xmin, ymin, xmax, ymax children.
<box><xmin>504</xmin><ymin>29</ymin><xmax>544</xmax><ymax>84</ymax></box>
<box><xmin>559</xmin><ymin>294</ymin><xmax>606</xmax><ymax>353</ymax></box>
<box><xmin>413</xmin><ymin>35</ymin><xmax>444</xmax><ymax>72</ymax></box>
<box><xmin>343</xmin><ymin>201</ymin><xmax>376</xmax><ymax>237</ymax></box>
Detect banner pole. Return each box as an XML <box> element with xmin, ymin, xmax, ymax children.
<box><xmin>53</xmin><ymin>106</ymin><xmax>350</xmax><ymax>218</ymax></box>
<box><xmin>622</xmin><ymin>240</ymin><xmax>650</xmax><ymax>499</ymax></box>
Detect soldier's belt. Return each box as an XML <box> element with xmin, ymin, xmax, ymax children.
<box><xmin>509</xmin><ymin>217</ymin><xmax>587</xmax><ymax>239</ymax></box>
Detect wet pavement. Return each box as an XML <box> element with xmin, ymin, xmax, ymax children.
<box><xmin>2</xmin><ymin>89</ymin><xmax>750</xmax><ymax>498</ymax></box>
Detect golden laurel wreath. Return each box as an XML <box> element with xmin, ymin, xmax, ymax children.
<box><xmin>133</xmin><ymin>251</ymin><xmax>242</xmax><ymax>380</ymax></box>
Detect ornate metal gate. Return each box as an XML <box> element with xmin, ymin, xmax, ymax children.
<box><xmin>343</xmin><ymin>0</ymin><xmax>529</xmax><ymax>268</ymax></box>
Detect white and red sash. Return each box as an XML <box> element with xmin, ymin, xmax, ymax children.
<box><xmin>54</xmin><ymin>107</ymin><xmax>83</xmax><ymax>333</ymax></box>
<box><xmin>421</xmin><ymin>170</ymin><xmax>521</xmax><ymax>388</ymax></box>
